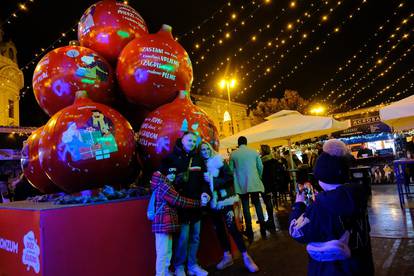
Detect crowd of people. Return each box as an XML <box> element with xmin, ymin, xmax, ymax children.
<box><xmin>151</xmin><ymin>133</ymin><xmax>374</xmax><ymax>276</ymax></box>
<box><xmin>1</xmin><ymin>130</ymin><xmax>374</xmax><ymax>276</ymax></box>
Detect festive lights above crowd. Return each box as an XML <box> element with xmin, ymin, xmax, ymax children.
<box><xmin>0</xmin><ymin>0</ymin><xmax>36</xmax><ymax>27</ymax></box>
<box><xmin>196</xmin><ymin>0</ymin><xmax>326</xmax><ymax>94</ymax></box>
<box><xmin>326</xmin><ymin>13</ymin><xmax>413</xmax><ymax>104</ymax></box>
<box><xmin>332</xmin><ymin>35</ymin><xmax>414</xmax><ymax>111</ymax></box>
<box><xmin>240</xmin><ymin>0</ymin><xmax>369</xmax><ymax>107</ymax></box>
<box><xmin>352</xmin><ymin>67</ymin><xmax>414</xmax><ymax>110</ymax></box>
<box><xmin>310</xmin><ymin>9</ymin><xmax>411</xmax><ymax>101</ymax></box>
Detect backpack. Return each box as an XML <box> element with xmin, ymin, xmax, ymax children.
<box><xmin>147</xmin><ymin>187</ymin><xmax>168</xmax><ymax>221</ymax></box>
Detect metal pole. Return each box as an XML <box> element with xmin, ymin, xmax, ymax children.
<box><xmin>226</xmin><ymin>82</ymin><xmax>235</xmax><ymax>135</ymax></box>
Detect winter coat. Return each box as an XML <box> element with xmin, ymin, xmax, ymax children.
<box><xmin>230</xmin><ymin>145</ymin><xmax>264</xmax><ymax>194</ymax></box>
<box><xmin>261</xmin><ymin>154</ymin><xmax>278</xmax><ymax>194</ymax></box>
<box><xmin>160</xmin><ymin>139</ymin><xmax>210</xmax><ymax>223</ymax></box>
<box><xmin>206</xmin><ymin>154</ymin><xmax>239</xmax><ymax>209</ymax></box>
<box><xmin>289</xmin><ymin>183</ymin><xmax>374</xmax><ymax>276</ymax></box>
<box><xmin>150</xmin><ymin>171</ymin><xmax>201</xmax><ymax>233</ymax></box>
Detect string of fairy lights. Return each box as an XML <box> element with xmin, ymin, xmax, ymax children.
<box><xmin>10</xmin><ymin>0</ymin><xmax>412</xmax><ymax>113</ymax></box>
<box><xmin>333</xmin><ymin>43</ymin><xmax>414</xmax><ymax>111</ymax></box>
<box><xmin>196</xmin><ymin>0</ymin><xmax>323</xmax><ymax>94</ymax></box>
<box><xmin>240</xmin><ymin>0</ymin><xmax>370</xmax><ymax>107</ymax></box>
<box><xmin>351</xmin><ymin>66</ymin><xmax>414</xmax><ymax>110</ymax></box>
<box><xmin>177</xmin><ymin>1</ymin><xmax>232</xmax><ymax>40</ymax></box>
<box><xmin>328</xmin><ymin>21</ymin><xmax>413</xmax><ymax>106</ymax></box>
<box><xmin>384</xmin><ymin>81</ymin><xmax>414</xmax><ymax>104</ymax></box>
<box><xmin>310</xmin><ymin>3</ymin><xmax>408</xmax><ymax>101</ymax></box>
<box><xmin>188</xmin><ymin>1</ymin><xmax>264</xmax><ymax>60</ymax></box>
<box><xmin>233</xmin><ymin>1</ymin><xmax>342</xmax><ymax>99</ymax></box>
<box><xmin>0</xmin><ymin>0</ymin><xmax>36</xmax><ymax>27</ymax></box>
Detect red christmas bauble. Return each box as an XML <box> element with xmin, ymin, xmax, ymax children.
<box><xmin>138</xmin><ymin>91</ymin><xmax>219</xmax><ymax>169</ymax></box>
<box><xmin>38</xmin><ymin>92</ymin><xmax>136</xmax><ymax>193</ymax></box>
<box><xmin>111</xmin><ymin>92</ymin><xmax>151</xmax><ymax>131</ymax></box>
<box><xmin>21</xmin><ymin>127</ymin><xmax>61</xmax><ymax>194</ymax></box>
<box><xmin>33</xmin><ymin>45</ymin><xmax>115</xmax><ymax>116</ymax></box>
<box><xmin>78</xmin><ymin>0</ymin><xmax>148</xmax><ymax>64</ymax></box>
<box><xmin>117</xmin><ymin>25</ymin><xmax>193</xmax><ymax>110</ymax></box>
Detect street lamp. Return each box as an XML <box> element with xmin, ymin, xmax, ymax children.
<box><xmin>219</xmin><ymin>78</ymin><xmax>237</xmax><ymax>135</ymax></box>
<box><xmin>309</xmin><ymin>104</ymin><xmax>326</xmax><ymax>115</ymax></box>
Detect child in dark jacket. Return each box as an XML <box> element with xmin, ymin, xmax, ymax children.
<box><xmin>151</xmin><ymin>171</ymin><xmax>209</xmax><ymax>276</ymax></box>
<box><xmin>289</xmin><ymin>139</ymin><xmax>374</xmax><ymax>276</ymax></box>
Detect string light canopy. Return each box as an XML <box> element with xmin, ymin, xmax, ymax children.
<box><xmin>0</xmin><ymin>0</ymin><xmax>411</xmax><ymax>126</ymax></box>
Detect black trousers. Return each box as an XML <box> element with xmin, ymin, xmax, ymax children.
<box><xmin>210</xmin><ymin>206</ymin><xmax>247</xmax><ymax>253</ymax></box>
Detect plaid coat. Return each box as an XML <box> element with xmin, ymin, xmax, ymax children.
<box><xmin>150</xmin><ymin>171</ymin><xmax>201</xmax><ymax>233</ymax></box>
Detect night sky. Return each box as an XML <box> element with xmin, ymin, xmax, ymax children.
<box><xmin>0</xmin><ymin>0</ymin><xmax>413</xmax><ymax>126</ymax></box>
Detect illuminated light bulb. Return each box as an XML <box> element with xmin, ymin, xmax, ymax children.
<box><xmin>225</xmin><ymin>32</ymin><xmax>231</xmax><ymax>38</ymax></box>
<box><xmin>219</xmin><ymin>39</ymin><xmax>223</xmax><ymax>44</ymax></box>
<box><xmin>267</xmin><ymin>41</ymin><xmax>272</xmax><ymax>46</ymax></box>
<box><xmin>195</xmin><ymin>43</ymin><xmax>200</xmax><ymax>49</ymax></box>
<box><xmin>241</xmin><ymin>21</ymin><xmax>245</xmax><ymax>25</ymax></box>
<box><xmin>231</xmin><ymin>13</ymin><xmax>237</xmax><ymax>19</ymax></box>
<box><xmin>322</xmin><ymin>15</ymin><xmax>328</xmax><ymax>21</ymax></box>
<box><xmin>201</xmin><ymin>56</ymin><xmax>205</xmax><ymax>60</ymax></box>
<box><xmin>303</xmin><ymin>33</ymin><xmax>308</xmax><ymax>38</ymax></box>
<box><xmin>251</xmin><ymin>35</ymin><xmax>257</xmax><ymax>41</ymax></box>
<box><xmin>281</xmin><ymin>39</ymin><xmax>285</xmax><ymax>44</ymax></box>
<box><xmin>403</xmin><ymin>33</ymin><xmax>409</xmax><ymax>38</ymax></box>
<box><xmin>266</xmin><ymin>67</ymin><xmax>271</xmax><ymax>72</ymax></box>
<box><xmin>287</xmin><ymin>23</ymin><xmax>293</xmax><ymax>30</ymax></box>
<box><xmin>334</xmin><ymin>27</ymin><xmax>340</xmax><ymax>32</ymax></box>
<box><xmin>290</xmin><ymin>1</ymin><xmax>296</xmax><ymax>8</ymax></box>
<box><xmin>239</xmin><ymin>48</ymin><xmax>243</xmax><ymax>51</ymax></box>
<box><xmin>18</xmin><ymin>3</ymin><xmax>28</xmax><ymax>11</ymax></box>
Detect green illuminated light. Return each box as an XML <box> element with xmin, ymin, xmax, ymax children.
<box><xmin>81</xmin><ymin>79</ymin><xmax>95</xmax><ymax>84</ymax></box>
<box><xmin>117</xmin><ymin>30</ymin><xmax>130</xmax><ymax>38</ymax></box>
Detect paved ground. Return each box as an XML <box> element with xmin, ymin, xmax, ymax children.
<box><xmin>205</xmin><ymin>184</ymin><xmax>414</xmax><ymax>275</ymax></box>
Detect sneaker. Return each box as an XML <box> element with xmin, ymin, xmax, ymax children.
<box><xmin>243</xmin><ymin>253</ymin><xmax>259</xmax><ymax>273</ymax></box>
<box><xmin>187</xmin><ymin>264</ymin><xmax>208</xmax><ymax>276</ymax></box>
<box><xmin>216</xmin><ymin>252</ymin><xmax>233</xmax><ymax>270</ymax></box>
<box><xmin>175</xmin><ymin>266</ymin><xmax>186</xmax><ymax>276</ymax></box>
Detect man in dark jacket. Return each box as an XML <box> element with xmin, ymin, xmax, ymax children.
<box><xmin>160</xmin><ymin>132</ymin><xmax>210</xmax><ymax>276</ymax></box>
<box><xmin>289</xmin><ymin>139</ymin><xmax>374</xmax><ymax>276</ymax></box>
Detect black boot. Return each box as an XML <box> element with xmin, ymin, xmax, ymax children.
<box><xmin>266</xmin><ymin>219</ymin><xmax>277</xmax><ymax>233</ymax></box>
<box><xmin>260</xmin><ymin>222</ymin><xmax>267</xmax><ymax>238</ymax></box>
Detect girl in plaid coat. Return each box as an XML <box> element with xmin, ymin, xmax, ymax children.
<box><xmin>151</xmin><ymin>170</ymin><xmax>209</xmax><ymax>276</ymax></box>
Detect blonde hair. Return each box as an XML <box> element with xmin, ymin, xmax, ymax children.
<box><xmin>201</xmin><ymin>141</ymin><xmax>217</xmax><ymax>158</ymax></box>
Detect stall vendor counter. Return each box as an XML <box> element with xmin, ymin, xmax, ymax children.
<box><xmin>0</xmin><ymin>198</ymin><xmax>224</xmax><ymax>276</ymax></box>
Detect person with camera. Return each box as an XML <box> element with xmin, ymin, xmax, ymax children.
<box><xmin>289</xmin><ymin>139</ymin><xmax>374</xmax><ymax>276</ymax></box>
<box><xmin>160</xmin><ymin>132</ymin><xmax>211</xmax><ymax>276</ymax></box>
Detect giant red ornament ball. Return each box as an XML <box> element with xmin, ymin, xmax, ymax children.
<box><xmin>138</xmin><ymin>91</ymin><xmax>219</xmax><ymax>169</ymax></box>
<box><xmin>78</xmin><ymin>0</ymin><xmax>148</xmax><ymax>64</ymax></box>
<box><xmin>38</xmin><ymin>92</ymin><xmax>136</xmax><ymax>193</ymax></box>
<box><xmin>33</xmin><ymin>45</ymin><xmax>115</xmax><ymax>116</ymax></box>
<box><xmin>21</xmin><ymin>127</ymin><xmax>61</xmax><ymax>194</ymax></box>
<box><xmin>117</xmin><ymin>25</ymin><xmax>193</xmax><ymax>110</ymax></box>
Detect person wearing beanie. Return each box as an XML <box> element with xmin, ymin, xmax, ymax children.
<box><xmin>289</xmin><ymin>139</ymin><xmax>374</xmax><ymax>276</ymax></box>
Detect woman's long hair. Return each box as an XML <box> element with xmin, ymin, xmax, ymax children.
<box><xmin>201</xmin><ymin>141</ymin><xmax>217</xmax><ymax>159</ymax></box>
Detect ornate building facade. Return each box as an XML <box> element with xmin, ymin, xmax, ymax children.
<box><xmin>0</xmin><ymin>28</ymin><xmax>23</xmax><ymax>126</ymax></box>
<box><xmin>192</xmin><ymin>94</ymin><xmax>254</xmax><ymax>138</ymax></box>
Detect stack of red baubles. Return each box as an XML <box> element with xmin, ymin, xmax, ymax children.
<box><xmin>23</xmin><ymin>0</ymin><xmax>219</xmax><ymax>194</ymax></box>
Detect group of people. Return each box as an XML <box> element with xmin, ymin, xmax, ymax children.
<box><xmin>151</xmin><ymin>132</ymin><xmax>280</xmax><ymax>276</ymax></box>
<box><xmin>151</xmin><ymin>132</ymin><xmax>375</xmax><ymax>276</ymax></box>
